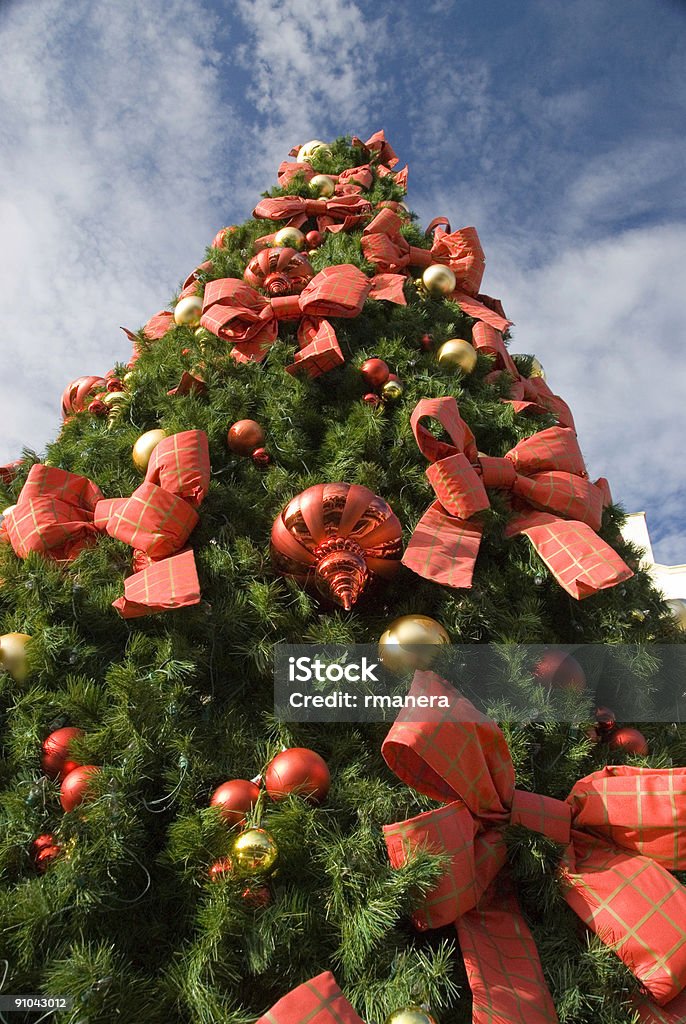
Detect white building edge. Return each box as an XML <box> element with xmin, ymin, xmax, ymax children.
<box><xmin>621</xmin><ymin>513</ymin><xmax>686</xmax><ymax>619</ymax></box>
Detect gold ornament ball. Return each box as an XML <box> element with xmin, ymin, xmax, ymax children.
<box><xmin>298</xmin><ymin>139</ymin><xmax>332</xmax><ymax>163</ymax></box>
<box><xmin>102</xmin><ymin>390</ymin><xmax>126</xmax><ymax>408</ymax></box>
<box><xmin>174</xmin><ymin>295</ymin><xmax>203</xmax><ymax>328</ymax></box>
<box><xmin>422</xmin><ymin>264</ymin><xmax>456</xmax><ymax>297</ymax></box>
<box><xmin>667</xmin><ymin>599</ymin><xmax>686</xmax><ymax>630</ymax></box>
<box><xmin>529</xmin><ymin>357</ymin><xmax>546</xmax><ymax>379</ymax></box>
<box><xmin>385</xmin><ymin>1009</ymin><xmax>438</xmax><ymax>1024</ymax></box>
<box><xmin>231</xmin><ymin>828</ymin><xmax>278</xmax><ymax>876</ymax></box>
<box><xmin>0</xmin><ymin>632</ymin><xmax>32</xmax><ymax>681</ymax></box>
<box><xmin>123</xmin><ymin>371</ymin><xmax>134</xmax><ymax>385</ymax></box>
<box><xmin>309</xmin><ymin>174</ymin><xmax>336</xmax><ymax>198</ymax></box>
<box><xmin>274</xmin><ymin>226</ymin><xmax>305</xmax><ymax>250</ymax></box>
<box><xmin>381</xmin><ymin>379</ymin><xmax>404</xmax><ymax>403</ymax></box>
<box><xmin>379</xmin><ymin>614</ymin><xmax>450</xmax><ymax>675</ymax></box>
<box><xmin>132</xmin><ymin>429</ymin><xmax>168</xmax><ymax>473</ymax></box>
<box><xmin>437</xmin><ymin>338</ymin><xmax>478</xmax><ymax>375</ymax></box>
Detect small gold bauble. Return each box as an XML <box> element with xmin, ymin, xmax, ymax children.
<box><xmin>385</xmin><ymin>1008</ymin><xmax>438</xmax><ymax>1024</ymax></box>
<box><xmin>0</xmin><ymin>632</ymin><xmax>32</xmax><ymax>681</ymax></box>
<box><xmin>132</xmin><ymin>429</ymin><xmax>168</xmax><ymax>473</ymax></box>
<box><xmin>667</xmin><ymin>599</ymin><xmax>686</xmax><ymax>630</ymax></box>
<box><xmin>379</xmin><ymin>615</ymin><xmax>450</xmax><ymax>675</ymax></box>
<box><xmin>298</xmin><ymin>139</ymin><xmax>332</xmax><ymax>163</ymax></box>
<box><xmin>309</xmin><ymin>174</ymin><xmax>336</xmax><ymax>198</ymax></box>
<box><xmin>274</xmin><ymin>226</ymin><xmax>305</xmax><ymax>250</ymax></box>
<box><xmin>123</xmin><ymin>372</ymin><xmax>134</xmax><ymax>385</ymax></box>
<box><xmin>529</xmin><ymin>357</ymin><xmax>546</xmax><ymax>379</ymax></box>
<box><xmin>422</xmin><ymin>264</ymin><xmax>456</xmax><ymax>297</ymax></box>
<box><xmin>231</xmin><ymin>828</ymin><xmax>278</xmax><ymax>876</ymax></box>
<box><xmin>173</xmin><ymin>295</ymin><xmax>203</xmax><ymax>327</ymax></box>
<box><xmin>381</xmin><ymin>379</ymin><xmax>404</xmax><ymax>403</ymax></box>
<box><xmin>437</xmin><ymin>338</ymin><xmax>478</xmax><ymax>374</ymax></box>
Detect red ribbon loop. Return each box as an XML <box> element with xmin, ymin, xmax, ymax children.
<box><xmin>402</xmin><ymin>397</ymin><xmax>633</xmax><ymax>599</ymax></box>
<box><xmin>253</xmin><ymin>194</ymin><xmax>372</xmax><ymax>233</ymax></box>
<box><xmin>255</xmin><ymin>972</ymin><xmax>364</xmax><ymax>1024</ymax></box>
<box><xmin>383</xmin><ymin>671</ymin><xmax>686</xmax><ymax>1020</ymax></box>
<box><xmin>4</xmin><ymin>431</ymin><xmax>209</xmax><ymax>618</ymax></box>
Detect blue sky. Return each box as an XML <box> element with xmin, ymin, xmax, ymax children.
<box><xmin>1</xmin><ymin>0</ymin><xmax>684</xmax><ymax>562</ymax></box>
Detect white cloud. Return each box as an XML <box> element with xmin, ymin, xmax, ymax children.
<box><xmin>0</xmin><ymin>0</ymin><xmax>229</xmax><ymax>462</ymax></box>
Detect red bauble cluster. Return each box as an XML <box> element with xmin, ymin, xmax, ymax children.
<box><xmin>41</xmin><ymin>727</ymin><xmax>85</xmax><ymax>780</ymax></box>
<box><xmin>588</xmin><ymin>707</ymin><xmax>649</xmax><ymax>756</ymax></box>
<box><xmin>31</xmin><ymin>833</ymin><xmax>62</xmax><ymax>873</ymax></box>
<box><xmin>61</xmin><ymin>371</ymin><xmax>128</xmax><ymax>420</ymax></box>
<box><xmin>208</xmin><ymin>748</ymin><xmax>330</xmax><ymax>886</ymax></box>
<box><xmin>359</xmin><ymin>358</ymin><xmax>403</xmax><ymax>407</ymax></box>
<box><xmin>227</xmin><ymin>419</ymin><xmax>271</xmax><ymax>466</ymax></box>
<box><xmin>60</xmin><ymin>765</ymin><xmax>101</xmax><ymax>812</ymax></box>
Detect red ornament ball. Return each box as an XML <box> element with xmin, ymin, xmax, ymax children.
<box><xmin>208</xmin><ymin>857</ymin><xmax>233</xmax><ymax>882</ymax></box>
<box><xmin>420</xmin><ymin>333</ymin><xmax>433</xmax><ymax>352</ymax></box>
<box><xmin>106</xmin><ymin>377</ymin><xmax>124</xmax><ymax>392</ymax></box>
<box><xmin>32</xmin><ymin>833</ymin><xmax>61</xmax><ymax>873</ymax></box>
<box><xmin>265</xmin><ymin>748</ymin><xmax>330</xmax><ymax>804</ymax></box>
<box><xmin>60</xmin><ymin>765</ymin><xmax>100</xmax><ymax>812</ymax></box>
<box><xmin>210</xmin><ymin>779</ymin><xmax>261</xmax><ymax>826</ymax></box>
<box><xmin>594</xmin><ymin>707</ymin><xmax>617</xmax><ymax>736</ymax></box>
<box><xmin>363</xmin><ymin>393</ymin><xmax>382</xmax><ymax>408</ymax></box>
<box><xmin>360</xmin><ymin>358</ymin><xmax>390</xmax><ymax>389</ymax></box>
<box><xmin>41</xmin><ymin>727</ymin><xmax>85</xmax><ymax>780</ymax></box>
<box><xmin>305</xmin><ymin>230</ymin><xmax>323</xmax><ymax>248</ymax></box>
<box><xmin>252</xmin><ymin>447</ymin><xmax>271</xmax><ymax>467</ymax></box>
<box><xmin>88</xmin><ymin>399</ymin><xmax>109</xmax><ymax>417</ymax></box>
<box><xmin>227</xmin><ymin>419</ymin><xmax>265</xmax><ymax>457</ymax></box>
<box><xmin>242</xmin><ymin>883</ymin><xmax>271</xmax><ymax>909</ymax></box>
<box><xmin>608</xmin><ymin>727</ymin><xmax>649</xmax><ymax>756</ymax></box>
<box><xmin>533</xmin><ymin>651</ymin><xmax>586</xmax><ymax>692</ymax></box>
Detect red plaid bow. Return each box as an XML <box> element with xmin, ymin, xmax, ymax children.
<box><xmin>4</xmin><ymin>432</ymin><xmax>210</xmax><ymax>618</ymax></box>
<box><xmin>276</xmin><ymin>162</ymin><xmax>374</xmax><ymax>195</ymax></box>
<box><xmin>402</xmin><ymin>397</ymin><xmax>633</xmax><ymax>599</ymax></box>
<box><xmin>253</xmin><ymin>194</ymin><xmax>372</xmax><ymax>234</ymax></box>
<box><xmin>0</xmin><ymin>459</ymin><xmax>24</xmax><ymax>487</ymax></box>
<box><xmin>473</xmin><ymin>322</ymin><xmax>576</xmax><ymax>429</ymax></box>
<box><xmin>255</xmin><ymin>972</ymin><xmax>364</xmax><ymax>1024</ymax></box>
<box><xmin>362</xmin><ymin>209</ymin><xmax>484</xmax><ymax>289</ymax></box>
<box><xmin>201</xmin><ymin>265</ymin><xmax>406</xmax><ymax>377</ymax></box>
<box><xmin>383</xmin><ymin>670</ymin><xmax>686</xmax><ymax>1023</ymax></box>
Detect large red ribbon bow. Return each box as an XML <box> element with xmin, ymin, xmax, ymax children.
<box><xmin>276</xmin><ymin>161</ymin><xmax>375</xmax><ymax>195</ymax></box>
<box><xmin>255</xmin><ymin>972</ymin><xmax>364</xmax><ymax>1024</ymax></box>
<box><xmin>4</xmin><ymin>431</ymin><xmax>210</xmax><ymax>618</ymax></box>
<box><xmin>472</xmin><ymin>321</ymin><xmax>576</xmax><ymax>429</ymax></box>
<box><xmin>383</xmin><ymin>670</ymin><xmax>686</xmax><ymax>1023</ymax></box>
<box><xmin>200</xmin><ymin>264</ymin><xmax>406</xmax><ymax>377</ymax></box>
<box><xmin>402</xmin><ymin>396</ymin><xmax>632</xmax><ymax>599</ymax></box>
<box><xmin>253</xmin><ymin>194</ymin><xmax>372</xmax><ymax>234</ymax></box>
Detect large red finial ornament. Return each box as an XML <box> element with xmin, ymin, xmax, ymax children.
<box><xmin>270</xmin><ymin>483</ymin><xmax>402</xmax><ymax>609</ymax></box>
<box><xmin>243</xmin><ymin>247</ymin><xmax>314</xmax><ymax>296</ymax></box>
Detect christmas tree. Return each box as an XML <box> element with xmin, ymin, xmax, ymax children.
<box><xmin>1</xmin><ymin>131</ymin><xmax>685</xmax><ymax>1024</ymax></box>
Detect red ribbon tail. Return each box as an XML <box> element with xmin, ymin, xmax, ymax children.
<box><xmin>507</xmin><ymin>510</ymin><xmax>633</xmax><ymax>599</ymax></box>
<box><xmin>402</xmin><ymin>502</ymin><xmax>482</xmax><ymax>588</ymax></box>
<box><xmin>285</xmin><ymin>318</ymin><xmax>344</xmax><ymax>378</ymax></box>
<box><xmin>254</xmin><ymin>972</ymin><xmax>364</xmax><ymax>1024</ymax></box>
<box><xmin>113</xmin><ymin>549</ymin><xmax>200</xmax><ymax>618</ymax></box>
<box><xmin>457</xmin><ymin>883</ymin><xmax>560</xmax><ymax>1024</ymax></box>
<box><xmin>634</xmin><ymin>990</ymin><xmax>686</xmax><ymax>1024</ymax></box>
<box><xmin>452</xmin><ymin>291</ymin><xmax>513</xmax><ymax>332</ymax></box>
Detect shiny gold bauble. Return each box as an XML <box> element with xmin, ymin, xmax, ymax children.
<box><xmin>381</xmin><ymin>379</ymin><xmax>404</xmax><ymax>403</ymax></box>
<box><xmin>173</xmin><ymin>295</ymin><xmax>203</xmax><ymax>327</ymax></box>
<box><xmin>274</xmin><ymin>226</ymin><xmax>305</xmax><ymax>250</ymax></box>
<box><xmin>667</xmin><ymin>599</ymin><xmax>686</xmax><ymax>630</ymax></box>
<box><xmin>529</xmin><ymin>357</ymin><xmax>546</xmax><ymax>379</ymax></box>
<box><xmin>123</xmin><ymin>371</ymin><xmax>134</xmax><ymax>385</ymax></box>
<box><xmin>385</xmin><ymin>1008</ymin><xmax>438</xmax><ymax>1024</ymax></box>
<box><xmin>422</xmin><ymin>264</ymin><xmax>456</xmax><ymax>297</ymax></box>
<box><xmin>132</xmin><ymin>429</ymin><xmax>168</xmax><ymax>473</ymax></box>
<box><xmin>231</xmin><ymin>828</ymin><xmax>278</xmax><ymax>876</ymax></box>
<box><xmin>298</xmin><ymin>139</ymin><xmax>332</xmax><ymax>163</ymax></box>
<box><xmin>378</xmin><ymin>615</ymin><xmax>450</xmax><ymax>675</ymax></box>
<box><xmin>437</xmin><ymin>338</ymin><xmax>478</xmax><ymax>374</ymax></box>
<box><xmin>309</xmin><ymin>174</ymin><xmax>336</xmax><ymax>198</ymax></box>
<box><xmin>0</xmin><ymin>632</ymin><xmax>32</xmax><ymax>681</ymax></box>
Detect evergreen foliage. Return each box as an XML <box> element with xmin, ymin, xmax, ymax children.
<box><xmin>0</xmin><ymin>134</ymin><xmax>684</xmax><ymax>1024</ymax></box>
